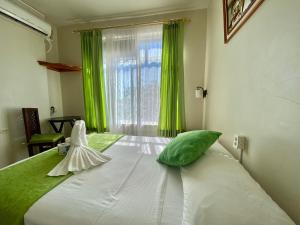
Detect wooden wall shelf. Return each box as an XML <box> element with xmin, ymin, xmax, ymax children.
<box><xmin>38</xmin><ymin>61</ymin><xmax>81</xmax><ymax>72</ymax></box>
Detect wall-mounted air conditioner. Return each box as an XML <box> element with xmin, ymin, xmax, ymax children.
<box><xmin>0</xmin><ymin>0</ymin><xmax>52</xmax><ymax>38</ymax></box>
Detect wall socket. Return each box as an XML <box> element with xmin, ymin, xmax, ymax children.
<box><xmin>233</xmin><ymin>135</ymin><xmax>246</xmax><ymax>150</ymax></box>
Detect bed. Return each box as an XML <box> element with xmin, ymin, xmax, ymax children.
<box><xmin>25</xmin><ymin>135</ymin><xmax>182</xmax><ymax>225</ymax></box>
<box><xmin>0</xmin><ymin>135</ymin><xmax>296</xmax><ymax>225</ymax></box>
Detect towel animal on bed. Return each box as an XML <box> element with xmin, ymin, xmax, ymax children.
<box><xmin>48</xmin><ymin>120</ymin><xmax>111</xmax><ymax>176</ymax></box>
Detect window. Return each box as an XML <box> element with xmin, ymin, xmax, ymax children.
<box><xmin>103</xmin><ymin>25</ymin><xmax>162</xmax><ymax>136</ymax></box>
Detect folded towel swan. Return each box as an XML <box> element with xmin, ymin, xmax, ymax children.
<box><xmin>48</xmin><ymin>120</ymin><xmax>111</xmax><ymax>176</ymax></box>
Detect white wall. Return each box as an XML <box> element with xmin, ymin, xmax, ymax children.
<box><xmin>204</xmin><ymin>0</ymin><xmax>300</xmax><ymax>223</ymax></box>
<box><xmin>46</xmin><ymin>27</ymin><xmax>64</xmax><ymax>118</ymax></box>
<box><xmin>0</xmin><ymin>17</ymin><xmax>62</xmax><ymax>167</ymax></box>
<box><xmin>57</xmin><ymin>9</ymin><xmax>207</xmax><ymax>131</ymax></box>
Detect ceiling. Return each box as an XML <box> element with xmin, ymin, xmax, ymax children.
<box><xmin>18</xmin><ymin>0</ymin><xmax>209</xmax><ymax>26</ymax></box>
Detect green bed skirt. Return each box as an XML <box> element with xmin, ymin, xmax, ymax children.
<box><xmin>0</xmin><ymin>133</ymin><xmax>123</xmax><ymax>225</ymax></box>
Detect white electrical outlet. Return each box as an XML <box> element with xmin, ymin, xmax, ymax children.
<box><xmin>233</xmin><ymin>135</ymin><xmax>246</xmax><ymax>150</ymax></box>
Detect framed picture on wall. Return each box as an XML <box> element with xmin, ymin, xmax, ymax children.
<box><xmin>223</xmin><ymin>0</ymin><xmax>265</xmax><ymax>43</ymax></box>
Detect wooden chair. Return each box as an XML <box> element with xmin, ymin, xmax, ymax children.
<box><xmin>22</xmin><ymin>108</ymin><xmax>65</xmax><ymax>157</ymax></box>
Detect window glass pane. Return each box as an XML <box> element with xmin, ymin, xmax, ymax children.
<box><xmin>102</xmin><ymin>25</ymin><xmax>162</xmax><ymax>135</ymax></box>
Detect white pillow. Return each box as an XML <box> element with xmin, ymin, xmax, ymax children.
<box><xmin>181</xmin><ymin>142</ymin><xmax>295</xmax><ymax>225</ymax></box>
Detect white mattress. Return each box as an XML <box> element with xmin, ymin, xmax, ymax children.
<box><xmin>24</xmin><ymin>136</ymin><xmax>183</xmax><ymax>225</ymax></box>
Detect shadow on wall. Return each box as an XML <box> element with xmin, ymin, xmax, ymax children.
<box><xmin>250</xmin><ymin>136</ymin><xmax>300</xmax><ymax>222</ymax></box>
<box><xmin>6</xmin><ymin>108</ymin><xmax>28</xmax><ymax>163</ymax></box>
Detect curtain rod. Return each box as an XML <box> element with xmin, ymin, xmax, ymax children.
<box><xmin>73</xmin><ymin>17</ymin><xmax>191</xmax><ymax>33</ymax></box>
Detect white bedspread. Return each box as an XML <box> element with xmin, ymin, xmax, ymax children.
<box><xmin>24</xmin><ymin>136</ymin><xmax>183</xmax><ymax>225</ymax></box>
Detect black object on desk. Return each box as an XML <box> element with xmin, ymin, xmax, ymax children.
<box><xmin>49</xmin><ymin>116</ymin><xmax>81</xmax><ymax>133</ymax></box>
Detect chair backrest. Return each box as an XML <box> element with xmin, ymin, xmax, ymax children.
<box><xmin>22</xmin><ymin>108</ymin><xmax>41</xmax><ymax>142</ymax></box>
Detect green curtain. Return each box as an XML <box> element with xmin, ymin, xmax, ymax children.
<box><xmin>80</xmin><ymin>30</ymin><xmax>107</xmax><ymax>132</ymax></box>
<box><xmin>159</xmin><ymin>21</ymin><xmax>186</xmax><ymax>137</ymax></box>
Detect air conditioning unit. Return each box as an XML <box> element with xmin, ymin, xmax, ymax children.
<box><xmin>0</xmin><ymin>0</ymin><xmax>52</xmax><ymax>37</ymax></box>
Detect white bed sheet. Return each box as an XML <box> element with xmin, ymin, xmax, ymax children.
<box><xmin>181</xmin><ymin>142</ymin><xmax>296</xmax><ymax>225</ymax></box>
<box><xmin>24</xmin><ymin>136</ymin><xmax>183</xmax><ymax>225</ymax></box>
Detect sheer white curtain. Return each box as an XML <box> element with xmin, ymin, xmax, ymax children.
<box><xmin>102</xmin><ymin>25</ymin><xmax>162</xmax><ymax>136</ymax></box>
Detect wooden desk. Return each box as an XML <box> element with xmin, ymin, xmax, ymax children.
<box><xmin>49</xmin><ymin>116</ymin><xmax>81</xmax><ymax>133</ymax></box>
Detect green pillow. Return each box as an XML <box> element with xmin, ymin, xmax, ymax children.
<box><xmin>157</xmin><ymin>130</ymin><xmax>222</xmax><ymax>166</ymax></box>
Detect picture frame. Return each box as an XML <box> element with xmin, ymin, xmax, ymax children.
<box><xmin>223</xmin><ymin>0</ymin><xmax>265</xmax><ymax>43</ymax></box>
